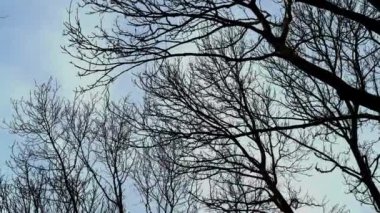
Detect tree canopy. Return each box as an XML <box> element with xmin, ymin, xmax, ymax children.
<box><xmin>2</xmin><ymin>0</ymin><xmax>380</xmax><ymax>212</ymax></box>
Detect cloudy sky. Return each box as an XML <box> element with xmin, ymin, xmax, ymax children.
<box><xmin>0</xmin><ymin>1</ymin><xmax>74</xmax><ymax>162</ymax></box>
<box><xmin>0</xmin><ymin>0</ymin><xmax>136</xmax><ymax>158</ymax></box>
<box><xmin>0</xmin><ymin>0</ymin><xmax>143</xmax><ymax>210</ymax></box>
<box><xmin>0</xmin><ymin>1</ymin><xmax>375</xmax><ymax>212</ymax></box>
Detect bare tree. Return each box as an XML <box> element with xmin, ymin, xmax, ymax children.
<box><xmin>79</xmin><ymin>100</ymin><xmax>136</xmax><ymax>213</ymax></box>
<box><xmin>263</xmin><ymin>3</ymin><xmax>380</xmax><ymax>210</ymax></box>
<box><xmin>63</xmin><ymin>0</ymin><xmax>380</xmax><ymax>211</ymax></box>
<box><xmin>7</xmin><ymin>81</ymin><xmax>91</xmax><ymax>213</ymax></box>
<box><xmin>65</xmin><ymin>0</ymin><xmax>380</xmax><ymax>113</ymax></box>
<box><xmin>0</xmin><ymin>162</ymin><xmax>50</xmax><ymax>213</ymax></box>
<box><xmin>132</xmin><ymin>136</ymin><xmax>200</xmax><ymax>213</ymax></box>
<box><xmin>3</xmin><ymin>81</ymin><xmax>137</xmax><ymax>213</ymax></box>
<box><xmin>128</xmin><ymin>29</ymin><xmax>324</xmax><ymax>212</ymax></box>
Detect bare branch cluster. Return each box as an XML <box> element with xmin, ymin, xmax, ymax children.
<box><xmin>1</xmin><ymin>81</ymin><xmax>196</xmax><ymax>213</ymax></box>
<box><xmin>63</xmin><ymin>0</ymin><xmax>380</xmax><ymax>211</ymax></box>
<box><xmin>2</xmin><ymin>0</ymin><xmax>380</xmax><ymax>212</ymax></box>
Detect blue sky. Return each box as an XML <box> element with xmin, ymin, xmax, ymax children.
<box><xmin>0</xmin><ymin>0</ymin><xmax>136</xmax><ymax>158</ymax></box>
<box><xmin>0</xmin><ymin>1</ymin><xmax>375</xmax><ymax>212</ymax></box>
<box><xmin>0</xmin><ymin>1</ymin><xmax>73</xmax><ymax>163</ymax></box>
<box><xmin>0</xmin><ymin>1</ymin><xmax>142</xmax><ymax>210</ymax></box>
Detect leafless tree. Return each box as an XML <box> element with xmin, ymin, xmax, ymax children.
<box><xmin>263</xmin><ymin>2</ymin><xmax>380</xmax><ymax>210</ymax></box>
<box><xmin>0</xmin><ymin>163</ymin><xmax>50</xmax><ymax>213</ymax></box>
<box><xmin>2</xmin><ymin>81</ymin><xmax>138</xmax><ymax>213</ymax></box>
<box><xmin>128</xmin><ymin>29</ymin><xmax>325</xmax><ymax>212</ymax></box>
<box><xmin>64</xmin><ymin>0</ymin><xmax>380</xmax><ymax>112</ymax></box>
<box><xmin>132</xmin><ymin>136</ymin><xmax>200</xmax><ymax>213</ymax></box>
<box><xmin>6</xmin><ymin>81</ymin><xmax>93</xmax><ymax>213</ymax></box>
<box><xmin>63</xmin><ymin>0</ymin><xmax>380</xmax><ymax>211</ymax></box>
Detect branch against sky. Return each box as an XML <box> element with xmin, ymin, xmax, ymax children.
<box><xmin>64</xmin><ymin>0</ymin><xmax>380</xmax><ymax>113</ymax></box>
<box><xmin>3</xmin><ymin>80</ymin><xmax>136</xmax><ymax>213</ymax></box>
<box><xmin>3</xmin><ymin>0</ymin><xmax>378</xmax><ymax>212</ymax></box>
<box><xmin>130</xmin><ymin>29</ymin><xmax>327</xmax><ymax>212</ymax></box>
<box><xmin>62</xmin><ymin>0</ymin><xmax>380</xmax><ymax>212</ymax></box>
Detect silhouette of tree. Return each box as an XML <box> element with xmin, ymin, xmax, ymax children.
<box><xmin>132</xmin><ymin>136</ymin><xmax>201</xmax><ymax>213</ymax></box>
<box><xmin>63</xmin><ymin>0</ymin><xmax>380</xmax><ymax>211</ymax></box>
<box><xmin>65</xmin><ymin>0</ymin><xmax>380</xmax><ymax>112</ymax></box>
<box><xmin>1</xmin><ymin>80</ymin><xmax>201</xmax><ymax>213</ymax></box>
<box><xmin>130</xmin><ymin>28</ymin><xmax>330</xmax><ymax>212</ymax></box>
<box><xmin>2</xmin><ymin>81</ymin><xmax>133</xmax><ymax>212</ymax></box>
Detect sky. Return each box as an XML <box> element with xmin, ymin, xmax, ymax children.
<box><xmin>0</xmin><ymin>0</ymin><xmax>142</xmax><ymax>211</ymax></box>
<box><xmin>0</xmin><ymin>1</ymin><xmax>74</xmax><ymax>161</ymax></box>
<box><xmin>0</xmin><ymin>0</ymin><xmax>137</xmax><ymax>160</ymax></box>
<box><xmin>0</xmin><ymin>1</ymin><xmax>375</xmax><ymax>213</ymax></box>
